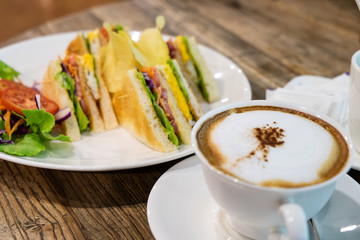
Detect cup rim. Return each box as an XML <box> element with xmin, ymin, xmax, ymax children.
<box><xmin>191</xmin><ymin>100</ymin><xmax>354</xmax><ymax>193</ymax></box>
<box><xmin>351</xmin><ymin>50</ymin><xmax>360</xmax><ymax>72</ymax></box>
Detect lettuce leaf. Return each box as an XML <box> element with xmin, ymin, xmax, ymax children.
<box><xmin>0</xmin><ymin>133</ymin><xmax>45</xmax><ymax>157</ymax></box>
<box><xmin>83</xmin><ymin>33</ymin><xmax>92</xmax><ymax>54</ymax></box>
<box><xmin>23</xmin><ymin>109</ymin><xmax>55</xmax><ymax>132</ymax></box>
<box><xmin>22</xmin><ymin>109</ymin><xmax>70</xmax><ymax>142</ymax></box>
<box><xmin>56</xmin><ymin>71</ymin><xmax>89</xmax><ymax>131</ymax></box>
<box><xmin>0</xmin><ymin>60</ymin><xmax>20</xmax><ymax>81</ymax></box>
<box><xmin>73</xmin><ymin>99</ymin><xmax>89</xmax><ymax>131</ymax></box>
<box><xmin>113</xmin><ymin>24</ymin><xmax>124</xmax><ymax>32</ymax></box>
<box><xmin>167</xmin><ymin>59</ymin><xmax>189</xmax><ymax>102</ymax></box>
<box><xmin>0</xmin><ymin>109</ymin><xmax>71</xmax><ymax>156</ymax></box>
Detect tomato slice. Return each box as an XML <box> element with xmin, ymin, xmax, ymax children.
<box><xmin>99</xmin><ymin>27</ymin><xmax>109</xmax><ymax>43</ymax></box>
<box><xmin>1</xmin><ymin>86</ymin><xmax>59</xmax><ymax>115</ymax></box>
<box><xmin>0</xmin><ymin>79</ymin><xmax>23</xmax><ymax>97</ymax></box>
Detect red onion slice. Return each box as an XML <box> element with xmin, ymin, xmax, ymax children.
<box><xmin>54</xmin><ymin>107</ymin><xmax>71</xmax><ymax>124</ymax></box>
<box><xmin>35</xmin><ymin>94</ymin><xmax>41</xmax><ymax>109</ymax></box>
<box><xmin>32</xmin><ymin>81</ymin><xmax>41</xmax><ymax>92</ymax></box>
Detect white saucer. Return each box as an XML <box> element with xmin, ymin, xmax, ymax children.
<box><xmin>147</xmin><ymin>155</ymin><xmax>360</xmax><ymax>240</ymax></box>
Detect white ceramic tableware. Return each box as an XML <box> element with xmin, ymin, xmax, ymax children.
<box><xmin>191</xmin><ymin>100</ymin><xmax>354</xmax><ymax>240</ymax></box>
<box><xmin>0</xmin><ymin>31</ymin><xmax>251</xmax><ymax>171</ymax></box>
<box><xmin>147</xmin><ymin>155</ymin><xmax>360</xmax><ymax>240</ymax></box>
<box><xmin>349</xmin><ymin>50</ymin><xmax>360</xmax><ymax>154</ymax></box>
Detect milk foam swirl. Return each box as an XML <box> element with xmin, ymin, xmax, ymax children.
<box><xmin>197</xmin><ymin>106</ymin><xmax>348</xmax><ymax>188</ymax></box>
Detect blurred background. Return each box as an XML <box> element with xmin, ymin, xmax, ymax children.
<box><xmin>0</xmin><ymin>0</ymin><xmax>121</xmax><ymax>42</ymax></box>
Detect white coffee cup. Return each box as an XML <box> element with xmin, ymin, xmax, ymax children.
<box><xmin>349</xmin><ymin>50</ymin><xmax>360</xmax><ymax>153</ymax></box>
<box><xmin>191</xmin><ymin>100</ymin><xmax>354</xmax><ymax>240</ymax></box>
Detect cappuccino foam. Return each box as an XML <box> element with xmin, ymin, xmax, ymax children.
<box><xmin>196</xmin><ymin>106</ymin><xmax>349</xmax><ymax>188</ymax></box>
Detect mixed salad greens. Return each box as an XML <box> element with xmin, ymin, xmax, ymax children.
<box><xmin>0</xmin><ymin>60</ymin><xmax>71</xmax><ymax>157</ymax></box>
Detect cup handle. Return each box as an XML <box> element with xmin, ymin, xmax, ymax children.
<box><xmin>278</xmin><ymin>203</ymin><xmax>309</xmax><ymax>240</ymax></box>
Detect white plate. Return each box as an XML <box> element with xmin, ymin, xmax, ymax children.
<box><xmin>147</xmin><ymin>155</ymin><xmax>360</xmax><ymax>240</ymax></box>
<box><xmin>0</xmin><ymin>32</ymin><xmax>251</xmax><ymax>171</ymax></box>
<box><xmin>284</xmin><ymin>75</ymin><xmax>360</xmax><ymax>171</ymax></box>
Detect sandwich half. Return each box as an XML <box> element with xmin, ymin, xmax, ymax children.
<box><xmin>167</xmin><ymin>36</ymin><xmax>220</xmax><ymax>103</ymax></box>
<box><xmin>66</xmin><ymin>32</ymin><xmax>118</xmax><ymax>130</ymax></box>
<box><xmin>42</xmin><ymin>54</ymin><xmax>110</xmax><ymax>140</ymax></box>
<box><xmin>163</xmin><ymin>59</ymin><xmax>204</xmax><ymax>121</ymax></box>
<box><xmin>142</xmin><ymin>64</ymin><xmax>192</xmax><ymax>145</ymax></box>
<box><xmin>111</xmin><ymin>61</ymin><xmax>202</xmax><ymax>150</ymax></box>
<box><xmin>95</xmin><ymin>23</ymin><xmax>203</xmax><ymax>151</ymax></box>
<box><xmin>132</xmin><ymin>24</ymin><xmax>204</xmax><ymax>122</ymax></box>
<box><xmin>42</xmin><ymin>59</ymin><xmax>83</xmax><ymax>141</ymax></box>
<box><xmin>112</xmin><ymin>68</ymin><xmax>180</xmax><ymax>152</ymax></box>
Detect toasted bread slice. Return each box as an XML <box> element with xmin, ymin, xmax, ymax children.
<box><xmin>66</xmin><ymin>34</ymin><xmax>87</xmax><ymax>56</ymax></box>
<box><xmin>95</xmin><ymin>58</ymin><xmax>118</xmax><ymax>130</ymax></box>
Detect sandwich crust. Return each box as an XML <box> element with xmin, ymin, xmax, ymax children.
<box><xmin>66</xmin><ymin>34</ymin><xmax>87</xmax><ymax>56</ymax></box>
<box><xmin>94</xmin><ymin>57</ymin><xmax>118</xmax><ymax>130</ymax></box>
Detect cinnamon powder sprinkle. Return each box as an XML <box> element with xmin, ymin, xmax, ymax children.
<box><xmin>254</xmin><ymin>123</ymin><xmax>285</xmax><ymax>161</ymax></box>
<box><xmin>234</xmin><ymin>123</ymin><xmax>285</xmax><ymax>165</ymax></box>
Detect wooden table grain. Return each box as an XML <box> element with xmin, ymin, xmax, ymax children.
<box><xmin>0</xmin><ymin>0</ymin><xmax>359</xmax><ymax>239</ymax></box>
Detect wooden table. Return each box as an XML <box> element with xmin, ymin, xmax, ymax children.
<box><xmin>0</xmin><ymin>0</ymin><xmax>359</xmax><ymax>239</ymax></box>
